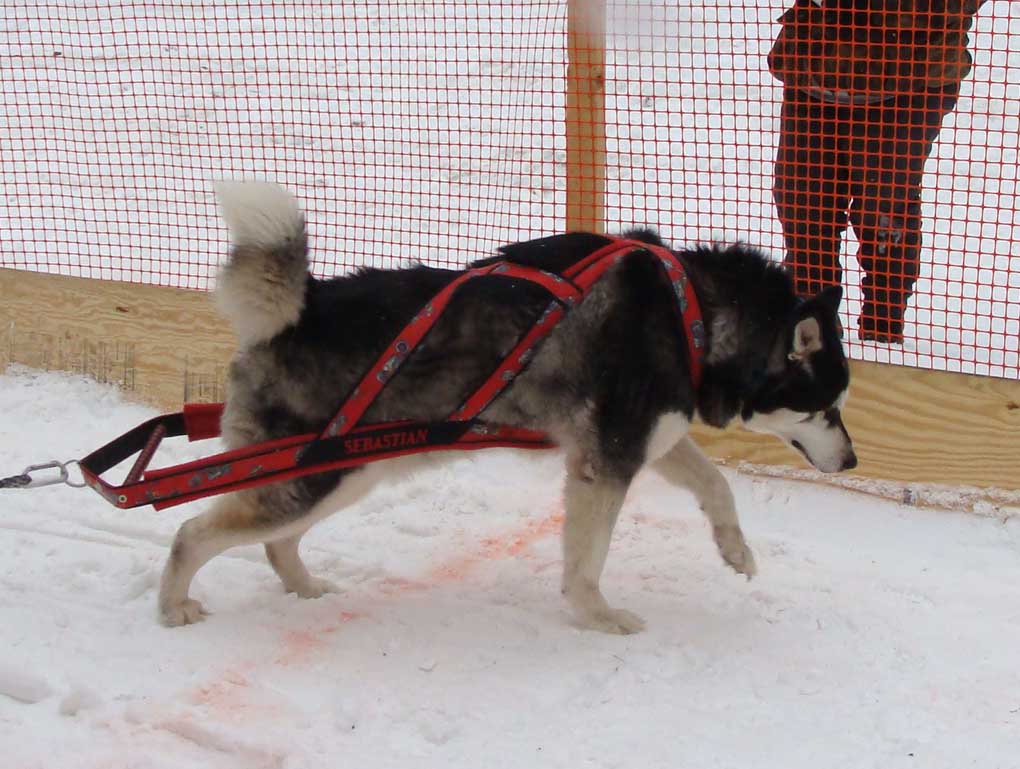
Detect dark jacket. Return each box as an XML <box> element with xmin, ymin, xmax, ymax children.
<box><xmin>768</xmin><ymin>0</ymin><xmax>986</xmax><ymax>103</ymax></box>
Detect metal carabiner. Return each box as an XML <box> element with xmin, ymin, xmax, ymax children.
<box><xmin>2</xmin><ymin>460</ymin><xmax>87</xmax><ymax>489</ymax></box>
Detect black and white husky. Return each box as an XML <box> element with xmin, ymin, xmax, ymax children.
<box><xmin>158</xmin><ymin>181</ymin><xmax>856</xmax><ymax>634</ymax></box>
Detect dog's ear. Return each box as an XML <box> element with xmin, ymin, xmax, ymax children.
<box><xmin>817</xmin><ymin>285</ymin><xmax>843</xmax><ymax>314</ymax></box>
<box><xmin>789</xmin><ymin>316</ymin><xmax>823</xmax><ymax>362</ymax></box>
<box><xmin>787</xmin><ymin>285</ymin><xmax>842</xmax><ymax>362</ymax></box>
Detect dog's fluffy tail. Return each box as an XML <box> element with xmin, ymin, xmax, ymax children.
<box><xmin>213</xmin><ymin>180</ymin><xmax>309</xmax><ymax>347</ymax></box>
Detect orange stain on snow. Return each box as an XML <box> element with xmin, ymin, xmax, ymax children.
<box><xmin>273</xmin><ymin>511</ymin><xmax>562</xmax><ymax>667</ymax></box>
<box><xmin>275</xmin><ymin>612</ymin><xmax>359</xmax><ymax>666</ymax></box>
<box><xmin>426</xmin><ymin>512</ymin><xmax>563</xmax><ymax>582</ymax></box>
<box><xmin>179</xmin><ymin>508</ymin><xmax>564</xmax><ymax>720</ymax></box>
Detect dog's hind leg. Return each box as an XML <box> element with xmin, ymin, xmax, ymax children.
<box><xmin>158</xmin><ymin>462</ymin><xmax>400</xmax><ymax>627</ymax></box>
<box><xmin>653</xmin><ymin>437</ymin><xmax>756</xmax><ymax>578</ymax></box>
<box><xmin>158</xmin><ymin>497</ymin><xmax>334</xmax><ymax>627</ymax></box>
<box><xmin>560</xmin><ymin>466</ymin><xmax>645</xmax><ymax>635</ymax></box>
<box><xmin>265</xmin><ymin>534</ymin><xmax>337</xmax><ymax>599</ymax></box>
<box><xmin>158</xmin><ymin>493</ymin><xmax>269</xmax><ymax>627</ymax></box>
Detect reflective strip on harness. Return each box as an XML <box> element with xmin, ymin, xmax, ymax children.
<box><xmin>78</xmin><ymin>236</ymin><xmax>705</xmax><ymax>510</ymax></box>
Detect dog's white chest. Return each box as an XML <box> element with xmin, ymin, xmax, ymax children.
<box><xmin>645</xmin><ymin>412</ymin><xmax>690</xmax><ymax>463</ymax></box>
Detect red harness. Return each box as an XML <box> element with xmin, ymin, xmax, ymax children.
<box><xmin>79</xmin><ymin>237</ymin><xmax>705</xmax><ymax>510</ymax></box>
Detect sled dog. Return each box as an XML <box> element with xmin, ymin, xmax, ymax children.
<box><xmin>158</xmin><ymin>181</ymin><xmax>856</xmax><ymax>634</ymax></box>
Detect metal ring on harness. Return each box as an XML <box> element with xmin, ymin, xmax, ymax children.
<box><xmin>1</xmin><ymin>460</ymin><xmax>86</xmax><ymax>490</ymax></box>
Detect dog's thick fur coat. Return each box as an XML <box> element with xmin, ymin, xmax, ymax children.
<box><xmin>158</xmin><ymin>182</ymin><xmax>855</xmax><ymax>633</ymax></box>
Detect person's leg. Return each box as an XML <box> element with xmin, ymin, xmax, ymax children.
<box><xmin>773</xmin><ymin>87</ymin><xmax>852</xmax><ymax>296</ymax></box>
<box><xmin>849</xmin><ymin>85</ymin><xmax>960</xmax><ymax>343</ymax></box>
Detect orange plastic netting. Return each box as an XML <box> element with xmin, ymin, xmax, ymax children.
<box><xmin>2</xmin><ymin>1</ymin><xmax>1017</xmax><ymax>377</ymax></box>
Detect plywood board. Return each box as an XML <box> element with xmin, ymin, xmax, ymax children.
<box><xmin>1</xmin><ymin>268</ymin><xmax>234</xmax><ymax>409</ymax></box>
<box><xmin>690</xmin><ymin>358</ymin><xmax>1020</xmax><ymax>491</ymax></box>
<box><xmin>3</xmin><ymin>268</ymin><xmax>1018</xmax><ymax>491</ymax></box>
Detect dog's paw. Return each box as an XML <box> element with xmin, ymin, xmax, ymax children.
<box><xmin>291</xmin><ymin>577</ymin><xmax>339</xmax><ymax>600</ymax></box>
<box><xmin>160</xmin><ymin>598</ymin><xmax>207</xmax><ymax>627</ymax></box>
<box><xmin>713</xmin><ymin>524</ymin><xmax>757</xmax><ymax>579</ymax></box>
<box><xmin>577</xmin><ymin>607</ymin><xmax>646</xmax><ymax>635</ymax></box>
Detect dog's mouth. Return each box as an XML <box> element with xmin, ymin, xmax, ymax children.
<box><xmin>790</xmin><ymin>438</ymin><xmax>858</xmax><ymax>474</ymax></box>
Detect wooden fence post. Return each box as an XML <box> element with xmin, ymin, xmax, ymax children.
<box><xmin>566</xmin><ymin>0</ymin><xmax>607</xmax><ymax>233</ymax></box>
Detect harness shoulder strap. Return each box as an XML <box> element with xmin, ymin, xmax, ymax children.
<box><xmin>562</xmin><ymin>237</ymin><xmax>707</xmax><ymax>389</ymax></box>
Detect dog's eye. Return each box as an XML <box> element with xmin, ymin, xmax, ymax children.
<box><xmin>798</xmin><ymin>414</ymin><xmax>814</xmax><ymax>424</ymax></box>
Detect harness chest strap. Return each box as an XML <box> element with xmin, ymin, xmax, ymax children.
<box><xmin>77</xmin><ymin>237</ymin><xmax>705</xmax><ymax>510</ymax></box>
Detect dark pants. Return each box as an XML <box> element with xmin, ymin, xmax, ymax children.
<box><xmin>773</xmin><ymin>84</ymin><xmax>959</xmax><ymax>336</ymax></box>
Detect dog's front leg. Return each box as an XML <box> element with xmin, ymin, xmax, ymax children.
<box><xmin>561</xmin><ymin>466</ymin><xmax>645</xmax><ymax>634</ymax></box>
<box><xmin>653</xmin><ymin>437</ymin><xmax>756</xmax><ymax>578</ymax></box>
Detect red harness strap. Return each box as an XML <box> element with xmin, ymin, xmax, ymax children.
<box><xmin>78</xmin><ymin>237</ymin><xmax>705</xmax><ymax>510</ymax></box>
<box><xmin>315</xmin><ymin>261</ymin><xmax>581</xmax><ymax>442</ymax></box>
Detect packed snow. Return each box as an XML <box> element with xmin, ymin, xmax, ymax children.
<box><xmin>2</xmin><ymin>2</ymin><xmax>1019</xmax><ymax>764</ymax></box>
<box><xmin>1</xmin><ymin>367</ymin><xmax>1018</xmax><ymax>768</ymax></box>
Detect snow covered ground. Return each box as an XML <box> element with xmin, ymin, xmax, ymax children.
<box><xmin>2</xmin><ymin>4</ymin><xmax>1019</xmax><ymax>762</ymax></box>
<box><xmin>2</xmin><ymin>367</ymin><xmax>1019</xmax><ymax>769</ymax></box>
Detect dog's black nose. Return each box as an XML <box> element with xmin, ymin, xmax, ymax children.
<box><xmin>841</xmin><ymin>452</ymin><xmax>858</xmax><ymax>471</ymax></box>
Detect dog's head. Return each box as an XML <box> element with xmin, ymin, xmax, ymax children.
<box><xmin>741</xmin><ymin>286</ymin><xmax>857</xmax><ymax>473</ymax></box>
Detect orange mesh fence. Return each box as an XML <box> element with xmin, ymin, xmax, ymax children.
<box><xmin>2</xmin><ymin>1</ymin><xmax>568</xmax><ymax>284</ymax></box>
<box><xmin>2</xmin><ymin>1</ymin><xmax>1018</xmax><ymax>379</ymax></box>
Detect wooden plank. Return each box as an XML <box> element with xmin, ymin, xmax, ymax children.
<box><xmin>690</xmin><ymin>359</ymin><xmax>1020</xmax><ymax>490</ymax></box>
<box><xmin>565</xmin><ymin>0</ymin><xmax>607</xmax><ymax>233</ymax></box>
<box><xmin>2</xmin><ymin>268</ymin><xmax>1017</xmax><ymax>491</ymax></box>
<box><xmin>1</xmin><ymin>268</ymin><xmax>234</xmax><ymax>409</ymax></box>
